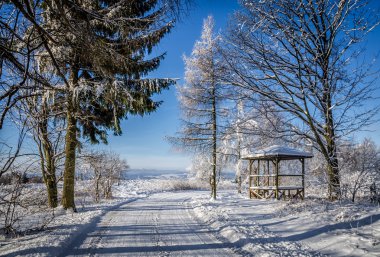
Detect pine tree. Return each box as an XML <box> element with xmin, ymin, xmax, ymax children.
<box><xmin>37</xmin><ymin>0</ymin><xmax>178</xmax><ymax>210</ymax></box>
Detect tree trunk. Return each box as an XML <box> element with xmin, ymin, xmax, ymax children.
<box><xmin>38</xmin><ymin>106</ymin><xmax>58</xmax><ymax>208</ymax></box>
<box><xmin>104</xmin><ymin>179</ymin><xmax>112</xmax><ymax>199</ymax></box>
<box><xmin>326</xmin><ymin>156</ymin><xmax>340</xmax><ymax>200</ymax></box>
<box><xmin>94</xmin><ymin>172</ymin><xmax>101</xmax><ymax>203</ymax></box>
<box><xmin>212</xmin><ymin>150</ymin><xmax>216</xmax><ymax>200</ymax></box>
<box><xmin>38</xmin><ymin>148</ymin><xmax>57</xmax><ymax>208</ymax></box>
<box><xmin>211</xmin><ymin>85</ymin><xmax>217</xmax><ymax>200</ymax></box>
<box><xmin>61</xmin><ymin>68</ymin><xmax>78</xmax><ymax>211</ymax></box>
<box><xmin>320</xmin><ymin>37</ymin><xmax>340</xmax><ymax>200</ymax></box>
<box><xmin>236</xmin><ymin>159</ymin><xmax>242</xmax><ymax>194</ymax></box>
<box><xmin>324</xmin><ymin>98</ymin><xmax>341</xmax><ymax>200</ymax></box>
<box><xmin>44</xmin><ymin>149</ymin><xmax>58</xmax><ymax>208</ymax></box>
<box><xmin>61</xmin><ymin>105</ymin><xmax>77</xmax><ymax>210</ymax></box>
<box><xmin>351</xmin><ymin>190</ymin><xmax>356</xmax><ymax>203</ymax></box>
<box><xmin>236</xmin><ymin>126</ymin><xmax>242</xmax><ymax>194</ymax></box>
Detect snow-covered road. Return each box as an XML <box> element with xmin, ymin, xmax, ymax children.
<box><xmin>61</xmin><ymin>192</ymin><xmax>239</xmax><ymax>257</ymax></box>
<box><xmin>4</xmin><ymin>187</ymin><xmax>377</xmax><ymax>256</ymax></box>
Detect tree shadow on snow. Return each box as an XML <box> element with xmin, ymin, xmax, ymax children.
<box><xmin>276</xmin><ymin>213</ymin><xmax>380</xmax><ymax>242</ymax></box>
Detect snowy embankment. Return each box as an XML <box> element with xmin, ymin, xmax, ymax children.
<box><xmin>0</xmin><ymin>182</ymin><xmax>137</xmax><ymax>257</ymax></box>
<box><xmin>188</xmin><ymin>191</ymin><xmax>380</xmax><ymax>257</ymax></box>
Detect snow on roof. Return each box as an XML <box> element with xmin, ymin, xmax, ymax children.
<box><xmin>241</xmin><ymin>145</ymin><xmax>313</xmax><ymax>159</ymax></box>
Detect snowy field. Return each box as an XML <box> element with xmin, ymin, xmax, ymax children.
<box><xmin>0</xmin><ymin>171</ymin><xmax>379</xmax><ymax>256</ymax></box>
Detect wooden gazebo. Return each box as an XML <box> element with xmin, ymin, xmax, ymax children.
<box><xmin>242</xmin><ymin>145</ymin><xmax>313</xmax><ymax>200</ymax></box>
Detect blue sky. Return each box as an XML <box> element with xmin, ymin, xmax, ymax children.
<box><xmin>1</xmin><ymin>0</ymin><xmax>379</xmax><ymax>171</ymax></box>
<box><xmin>104</xmin><ymin>0</ymin><xmax>380</xmax><ymax>171</ymax></box>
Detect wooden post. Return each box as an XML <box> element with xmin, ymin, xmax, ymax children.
<box><xmin>267</xmin><ymin>160</ymin><xmax>270</xmax><ymax>186</ymax></box>
<box><xmin>249</xmin><ymin>160</ymin><xmax>253</xmax><ymax>199</ymax></box>
<box><xmin>275</xmin><ymin>158</ymin><xmax>279</xmax><ymax>200</ymax></box>
<box><xmin>301</xmin><ymin>158</ymin><xmax>305</xmax><ymax>200</ymax></box>
<box><xmin>257</xmin><ymin>159</ymin><xmax>260</xmax><ymax>188</ymax></box>
<box><xmin>270</xmin><ymin>160</ymin><xmax>275</xmax><ymax>187</ymax></box>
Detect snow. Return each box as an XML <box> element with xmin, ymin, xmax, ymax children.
<box><xmin>1</xmin><ymin>177</ymin><xmax>379</xmax><ymax>256</ymax></box>
<box><xmin>242</xmin><ymin>145</ymin><xmax>313</xmax><ymax>159</ymax></box>
<box><xmin>190</xmin><ymin>191</ymin><xmax>380</xmax><ymax>257</ymax></box>
<box><xmin>61</xmin><ymin>192</ymin><xmax>238</xmax><ymax>256</ymax></box>
<box><xmin>189</xmin><ymin>192</ymin><xmax>320</xmax><ymax>256</ymax></box>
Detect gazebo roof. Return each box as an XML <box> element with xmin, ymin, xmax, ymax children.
<box><xmin>241</xmin><ymin>145</ymin><xmax>313</xmax><ymax>160</ymax></box>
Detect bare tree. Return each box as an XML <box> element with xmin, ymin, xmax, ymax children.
<box><xmin>340</xmin><ymin>138</ymin><xmax>380</xmax><ymax>202</ymax></box>
<box><xmin>188</xmin><ymin>154</ymin><xmax>213</xmax><ymax>182</ymax></box>
<box><xmin>81</xmin><ymin>150</ymin><xmax>128</xmax><ymax>202</ymax></box>
<box><xmin>0</xmin><ymin>1</ymin><xmax>52</xmax><ymax>129</ymax></box>
<box><xmin>223</xmin><ymin>0</ymin><xmax>380</xmax><ymax>199</ymax></box>
<box><xmin>170</xmin><ymin>16</ymin><xmax>227</xmax><ymax>199</ymax></box>
<box><xmin>102</xmin><ymin>153</ymin><xmax>129</xmax><ymax>199</ymax></box>
<box><xmin>19</xmin><ymin>91</ymin><xmax>65</xmax><ymax>208</ymax></box>
<box><xmin>220</xmin><ymin>99</ymin><xmax>293</xmax><ymax>193</ymax></box>
<box><xmin>0</xmin><ymin>124</ymin><xmax>27</xmax><ymax>179</ymax></box>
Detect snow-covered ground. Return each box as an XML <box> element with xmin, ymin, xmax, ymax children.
<box><xmin>189</xmin><ymin>191</ymin><xmax>380</xmax><ymax>257</ymax></box>
<box><xmin>61</xmin><ymin>191</ymin><xmax>238</xmax><ymax>257</ymax></box>
<box><xmin>1</xmin><ymin>176</ymin><xmax>379</xmax><ymax>256</ymax></box>
<box><xmin>0</xmin><ymin>177</ymin><xmax>232</xmax><ymax>256</ymax></box>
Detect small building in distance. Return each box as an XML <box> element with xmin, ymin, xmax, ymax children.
<box><xmin>242</xmin><ymin>145</ymin><xmax>313</xmax><ymax>200</ymax></box>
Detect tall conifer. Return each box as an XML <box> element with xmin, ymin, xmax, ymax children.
<box><xmin>38</xmin><ymin>0</ymin><xmax>177</xmax><ymax>210</ymax></box>
<box><xmin>171</xmin><ymin>16</ymin><xmax>225</xmax><ymax>200</ymax></box>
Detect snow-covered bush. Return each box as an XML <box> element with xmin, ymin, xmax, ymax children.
<box><xmin>188</xmin><ymin>154</ymin><xmax>213</xmax><ymax>182</ymax></box>
<box><xmin>339</xmin><ymin>138</ymin><xmax>380</xmax><ymax>202</ymax></box>
<box><xmin>0</xmin><ymin>175</ymin><xmax>52</xmax><ymax>236</ymax></box>
<box><xmin>306</xmin><ymin>138</ymin><xmax>380</xmax><ymax>201</ymax></box>
<box><xmin>162</xmin><ymin>179</ymin><xmax>207</xmax><ymax>191</ymax></box>
<box><xmin>78</xmin><ymin>150</ymin><xmax>128</xmax><ymax>202</ymax></box>
<box><xmin>0</xmin><ymin>143</ymin><xmax>54</xmax><ymax>236</ymax></box>
<box><xmin>187</xmin><ymin>154</ymin><xmax>230</xmax><ymax>190</ymax></box>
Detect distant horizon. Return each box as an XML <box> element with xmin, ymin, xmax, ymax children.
<box><xmin>127</xmin><ymin>168</ymin><xmax>187</xmax><ymax>172</ymax></box>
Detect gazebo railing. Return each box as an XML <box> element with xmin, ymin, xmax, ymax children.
<box><xmin>246</xmin><ymin>158</ymin><xmax>307</xmax><ymax>200</ymax></box>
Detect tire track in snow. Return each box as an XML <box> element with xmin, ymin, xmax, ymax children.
<box><xmin>63</xmin><ymin>192</ymin><xmax>240</xmax><ymax>256</ymax></box>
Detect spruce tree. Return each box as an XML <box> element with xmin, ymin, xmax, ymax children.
<box><xmin>38</xmin><ymin>0</ymin><xmax>177</xmax><ymax>210</ymax></box>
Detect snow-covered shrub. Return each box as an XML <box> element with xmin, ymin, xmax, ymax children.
<box><xmin>306</xmin><ymin>150</ymin><xmax>332</xmax><ymax>198</ymax></box>
<box><xmin>306</xmin><ymin>139</ymin><xmax>380</xmax><ymax>202</ymax></box>
<box><xmin>0</xmin><ymin>173</ymin><xmax>26</xmax><ymax>185</ymax></box>
<box><xmin>188</xmin><ymin>154</ymin><xmax>213</xmax><ymax>182</ymax></box>
<box><xmin>78</xmin><ymin>150</ymin><xmax>128</xmax><ymax>202</ymax></box>
<box><xmin>187</xmin><ymin>154</ymin><xmax>233</xmax><ymax>191</ymax></box>
<box><xmin>339</xmin><ymin>138</ymin><xmax>380</xmax><ymax>202</ymax></box>
<box><xmin>162</xmin><ymin>179</ymin><xmax>208</xmax><ymax>191</ymax></box>
<box><xmin>0</xmin><ymin>175</ymin><xmax>52</xmax><ymax>236</ymax></box>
